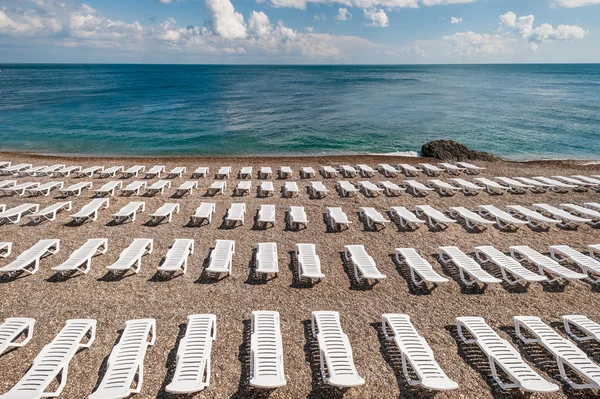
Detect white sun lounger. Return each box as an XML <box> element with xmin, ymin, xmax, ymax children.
<box><xmin>456</xmin><ymin>162</ymin><xmax>485</xmax><ymax>174</ymax></box>
<box><xmin>51</xmin><ymin>165</ymin><xmax>82</xmax><ymax>177</ymax></box>
<box><xmin>394</xmin><ymin>248</ymin><xmax>448</xmax><ymax>286</ymax></box>
<box><xmin>288</xmin><ymin>206</ymin><xmax>308</xmax><ymax>230</ymax></box>
<box><xmin>4</xmin><ymin>182</ymin><xmax>39</xmax><ymax>196</ymax></box>
<box><xmin>122</xmin><ymin>165</ymin><xmax>145</xmax><ymax>178</ymax></box>
<box><xmin>106</xmin><ymin>238</ymin><xmax>153</xmax><ymax>274</ymax></box>
<box><xmin>572</xmin><ymin>175</ymin><xmax>600</xmax><ymax>188</ymax></box>
<box><xmin>0</xmin><ymin>239</ymin><xmax>59</xmax><ymax>276</ymax></box>
<box><xmin>359</xmin><ymin>207</ymin><xmax>389</xmax><ymax>230</ymax></box>
<box><xmin>477</xmin><ymin>205</ymin><xmax>527</xmax><ymax>230</ymax></box>
<box><xmin>438</xmin><ymin>162</ymin><xmax>465</xmax><ymax>175</ymax></box>
<box><xmin>205</xmin><ymin>240</ymin><xmax>235</xmax><ymax>276</ymax></box>
<box><xmin>553</xmin><ymin>176</ymin><xmax>591</xmax><ymax>190</ymax></box>
<box><xmin>398</xmin><ymin>164</ymin><xmax>422</xmax><ymax>177</ymax></box>
<box><xmin>215</xmin><ymin>167</ymin><xmax>232</xmax><ymax>179</ymax></box>
<box><xmin>457</xmin><ymin>317</ymin><xmax>558</xmax><ymax>392</ymax></box>
<box><xmin>250</xmin><ymin>311</ymin><xmax>286</xmax><ymax>389</ymax></box>
<box><xmin>150</xmin><ymin>203</ymin><xmax>180</xmax><ymax>224</ymax></box>
<box><xmin>390</xmin><ymin>207</ymin><xmax>425</xmax><ymax>230</ymax></box>
<box><xmin>89</xmin><ymin>319</ymin><xmax>155</xmax><ymax>399</ymax></box>
<box><xmin>378</xmin><ymin>163</ymin><xmax>399</xmax><ymax>177</ymax></box>
<box><xmin>509</xmin><ymin>246</ymin><xmax>587</xmax><ymax>283</ymax></box>
<box><xmin>310</xmin><ymin>181</ymin><xmax>329</xmax><ymax>198</ymax></box>
<box><xmin>474</xmin><ymin>246</ymin><xmax>547</xmax><ymax>285</ymax></box>
<box><xmin>283</xmin><ymin>181</ymin><xmax>298</xmax><ymax>197</ymax></box>
<box><xmin>255</xmin><ymin>243</ymin><xmax>278</xmax><ymax>276</ymax></box>
<box><xmin>449</xmin><ymin>206</ymin><xmax>495</xmax><ymax>230</ymax></box>
<box><xmin>278</xmin><ymin>166</ymin><xmax>292</xmax><ymax>179</ymax></box>
<box><xmin>257</xmin><ymin>204</ymin><xmax>275</xmax><ymax>228</ymax></box>
<box><xmin>438</xmin><ymin>246</ymin><xmax>502</xmax><ymax>287</ymax></box>
<box><xmin>449</xmin><ymin>178</ymin><xmax>484</xmax><ymax>195</ymax></box>
<box><xmin>0</xmin><ymin>180</ymin><xmax>16</xmax><ymax>189</ymax></box>
<box><xmin>402</xmin><ymin>180</ymin><xmax>434</xmax><ymax>196</ymax></box>
<box><xmin>259</xmin><ymin>181</ymin><xmax>274</xmax><ymax>197</ymax></box>
<box><xmin>3</xmin><ymin>319</ymin><xmax>96</xmax><ymax>399</ymax></box>
<box><xmin>0</xmin><ymin>203</ymin><xmax>40</xmax><ymax>224</ymax></box>
<box><xmin>311</xmin><ymin>311</ymin><xmax>364</xmax><ymax>388</ymax></box>
<box><xmin>533</xmin><ymin>176</ymin><xmax>577</xmax><ymax>192</ymax></box>
<box><xmin>112</xmin><ymin>201</ymin><xmax>145</xmax><ymax>224</ymax></box>
<box><xmin>472</xmin><ymin>178</ymin><xmax>510</xmax><ymax>194</ymax></box>
<box><xmin>16</xmin><ymin>166</ymin><xmax>47</xmax><ymax>177</ymax></box>
<box><xmin>357</xmin><ymin>181</ymin><xmax>383</xmax><ymax>197</ymax></box>
<box><xmin>562</xmin><ymin>315</ymin><xmax>600</xmax><ymax>343</ymax></box>
<box><xmin>27</xmin><ymin>201</ymin><xmax>72</xmax><ymax>224</ymax></box>
<box><xmin>234</xmin><ymin>180</ymin><xmax>252</xmax><ymax>196</ymax></box>
<box><xmin>59</xmin><ymin>182</ymin><xmax>92</xmax><ymax>197</ymax></box>
<box><xmin>339</xmin><ymin>165</ymin><xmax>357</xmax><ymax>178</ymax></box>
<box><xmin>37</xmin><ymin>164</ymin><xmax>66</xmax><ymax>176</ymax></box>
<box><xmin>259</xmin><ymin>166</ymin><xmax>273</xmax><ymax>179</ymax></box>
<box><xmin>514</xmin><ymin>316</ymin><xmax>600</xmax><ymax>389</ymax></box>
<box><xmin>0</xmin><ymin>161</ymin><xmax>9</xmax><ymax>169</ymax></box>
<box><xmin>191</xmin><ymin>166</ymin><xmax>209</xmax><ymax>179</ymax></box>
<box><xmin>326</xmin><ymin>207</ymin><xmax>351</xmax><ymax>231</ymax></box>
<box><xmin>378</xmin><ymin>181</ymin><xmax>404</xmax><ymax>196</ymax></box>
<box><xmin>176</xmin><ymin>181</ymin><xmax>198</xmax><ymax>196</ymax></box>
<box><xmin>344</xmin><ymin>245</ymin><xmax>386</xmax><ymax>283</ymax></box>
<box><xmin>336</xmin><ymin>181</ymin><xmax>358</xmax><ymax>197</ymax></box>
<box><xmin>238</xmin><ymin>166</ymin><xmax>252</xmax><ymax>179</ymax></box>
<box><xmin>99</xmin><ymin>165</ymin><xmax>124</xmax><ymax>178</ymax></box>
<box><xmin>296</xmin><ymin>244</ymin><xmax>324</xmax><ymax>280</ymax></box>
<box><xmin>165</xmin><ymin>314</ymin><xmax>216</xmax><ymax>394</ymax></box>
<box><xmin>1</xmin><ymin>163</ymin><xmax>31</xmax><ymax>175</ymax></box>
<box><xmin>145</xmin><ymin>180</ymin><xmax>171</xmax><ymax>196</ymax></box>
<box><xmin>0</xmin><ymin>317</ymin><xmax>35</xmax><ymax>355</ymax></box>
<box><xmin>52</xmin><ymin>238</ymin><xmax>108</xmax><ymax>275</ymax></box>
<box><xmin>506</xmin><ymin>205</ymin><xmax>560</xmax><ymax>229</ymax></box>
<box><xmin>561</xmin><ymin>204</ymin><xmax>600</xmax><ymax>226</ymax></box>
<box><xmin>321</xmin><ymin>166</ymin><xmax>338</xmax><ymax>178</ymax></box>
<box><xmin>145</xmin><ymin>165</ymin><xmax>165</xmax><ymax>178</ymax></box>
<box><xmin>586</xmin><ymin>202</ymin><xmax>600</xmax><ymax>212</ymax></box>
<box><xmin>513</xmin><ymin>177</ymin><xmax>552</xmax><ymax>193</ymax></box>
<box><xmin>70</xmin><ymin>198</ymin><xmax>109</xmax><ymax>224</ymax></box>
<box><xmin>549</xmin><ymin>245</ymin><xmax>600</xmax><ymax>283</ymax></box>
<box><xmin>77</xmin><ymin>165</ymin><xmax>104</xmax><ymax>178</ymax></box>
<box><xmin>420</xmin><ymin>163</ymin><xmax>444</xmax><ymax>177</ymax></box>
<box><xmin>120</xmin><ymin>180</ymin><xmax>147</xmax><ymax>196</ymax></box>
<box><xmin>427</xmin><ymin>179</ymin><xmax>460</xmax><ymax>196</ymax></box>
<box><xmin>0</xmin><ymin>242</ymin><xmax>12</xmax><ymax>257</ymax></box>
<box><xmin>25</xmin><ymin>181</ymin><xmax>64</xmax><ymax>196</ymax></box>
<box><xmin>207</xmin><ymin>181</ymin><xmax>226</xmax><ymax>195</ymax></box>
<box><xmin>167</xmin><ymin>166</ymin><xmax>186</xmax><ymax>178</ymax></box>
<box><xmin>94</xmin><ymin>180</ymin><xmax>122</xmax><ymax>196</ymax></box>
<box><xmin>356</xmin><ymin>164</ymin><xmax>375</xmax><ymax>177</ymax></box>
<box><xmin>225</xmin><ymin>203</ymin><xmax>246</xmax><ymax>227</ymax></box>
<box><xmin>532</xmin><ymin>203</ymin><xmax>591</xmax><ymax>228</ymax></box>
<box><xmin>191</xmin><ymin>203</ymin><xmax>216</xmax><ymax>225</ymax></box>
<box><xmin>157</xmin><ymin>239</ymin><xmax>194</xmax><ymax>275</ymax></box>
<box><xmin>415</xmin><ymin>205</ymin><xmax>456</xmax><ymax>230</ymax></box>
<box><xmin>382</xmin><ymin>314</ymin><xmax>457</xmax><ymax>391</ymax></box>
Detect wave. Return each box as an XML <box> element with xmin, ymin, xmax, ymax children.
<box><xmin>369</xmin><ymin>151</ymin><xmax>421</xmax><ymax>157</ymax></box>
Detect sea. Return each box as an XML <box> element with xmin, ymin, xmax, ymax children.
<box><xmin>0</xmin><ymin>64</ymin><xmax>599</xmax><ymax>160</ymax></box>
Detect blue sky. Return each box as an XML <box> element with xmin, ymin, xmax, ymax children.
<box><xmin>0</xmin><ymin>0</ymin><xmax>599</xmax><ymax>63</ymax></box>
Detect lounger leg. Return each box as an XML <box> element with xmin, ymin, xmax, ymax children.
<box><xmin>42</xmin><ymin>364</ymin><xmax>69</xmax><ymax>397</ymax></box>
<box><xmin>563</xmin><ymin>320</ymin><xmax>594</xmax><ymax>342</ymax></box>
<box><xmin>319</xmin><ymin>349</ymin><xmax>328</xmax><ymax>384</ymax></box>
<box><xmin>456</xmin><ymin>321</ymin><xmax>477</xmax><ymax>344</ymax></box>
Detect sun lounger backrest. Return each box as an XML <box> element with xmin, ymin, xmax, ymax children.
<box><xmin>0</xmin><ymin>317</ymin><xmax>35</xmax><ymax>355</ymax></box>
<box><xmin>250</xmin><ymin>311</ymin><xmax>286</xmax><ymax>388</ymax></box>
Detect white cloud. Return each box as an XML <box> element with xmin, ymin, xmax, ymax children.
<box><xmin>450</xmin><ymin>16</ymin><xmax>462</xmax><ymax>24</ymax></box>
<box><xmin>314</xmin><ymin>13</ymin><xmax>327</xmax><ymax>22</ymax></box>
<box><xmin>305</xmin><ymin>26</ymin><xmax>314</xmax><ymax>32</ymax></box>
<box><xmin>551</xmin><ymin>0</ymin><xmax>600</xmax><ymax>7</ymax></box>
<box><xmin>205</xmin><ymin>0</ymin><xmax>247</xmax><ymax>39</ymax></box>
<box><xmin>262</xmin><ymin>0</ymin><xmax>476</xmax><ymax>11</ymax></box>
<box><xmin>386</xmin><ymin>44</ymin><xmax>427</xmax><ymax>58</ymax></box>
<box><xmin>364</xmin><ymin>8</ymin><xmax>389</xmax><ymax>27</ymax></box>
<box><xmin>336</xmin><ymin>8</ymin><xmax>352</xmax><ymax>21</ymax></box>
<box><xmin>443</xmin><ymin>32</ymin><xmax>512</xmax><ymax>55</ymax></box>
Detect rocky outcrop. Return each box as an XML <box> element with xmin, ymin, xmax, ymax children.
<box><xmin>421</xmin><ymin>140</ymin><xmax>500</xmax><ymax>162</ymax></box>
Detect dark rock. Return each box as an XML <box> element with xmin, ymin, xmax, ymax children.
<box><xmin>421</xmin><ymin>140</ymin><xmax>500</xmax><ymax>162</ymax></box>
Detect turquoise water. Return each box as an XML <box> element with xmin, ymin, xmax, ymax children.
<box><xmin>0</xmin><ymin>64</ymin><xmax>599</xmax><ymax>160</ymax></box>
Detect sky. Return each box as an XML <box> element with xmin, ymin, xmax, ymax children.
<box><xmin>0</xmin><ymin>0</ymin><xmax>599</xmax><ymax>63</ymax></box>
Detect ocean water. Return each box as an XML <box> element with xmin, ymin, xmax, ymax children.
<box><xmin>0</xmin><ymin>64</ymin><xmax>599</xmax><ymax>160</ymax></box>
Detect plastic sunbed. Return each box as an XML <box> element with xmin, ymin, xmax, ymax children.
<box><xmin>207</xmin><ymin>181</ymin><xmax>226</xmax><ymax>195</ymax></box>
<box><xmin>27</xmin><ymin>201</ymin><xmax>72</xmax><ymax>224</ymax></box>
<box><xmin>427</xmin><ymin>179</ymin><xmax>460</xmax><ymax>196</ymax></box>
<box><xmin>94</xmin><ymin>180</ymin><xmax>122</xmax><ymax>196</ymax></box>
<box><xmin>359</xmin><ymin>207</ymin><xmax>389</xmax><ymax>230</ymax></box>
<box><xmin>321</xmin><ymin>166</ymin><xmax>338</xmax><ymax>178</ymax></box>
<box><xmin>149</xmin><ymin>203</ymin><xmax>180</xmax><ymax>224</ymax></box>
<box><xmin>106</xmin><ymin>238</ymin><xmax>153</xmax><ymax>275</ymax></box>
<box><xmin>394</xmin><ymin>248</ymin><xmax>448</xmax><ymax>287</ymax></box>
<box><xmin>378</xmin><ymin>181</ymin><xmax>404</xmax><ymax>196</ymax></box>
<box><xmin>167</xmin><ymin>166</ymin><xmax>186</xmax><ymax>178</ymax></box>
<box><xmin>549</xmin><ymin>245</ymin><xmax>600</xmax><ymax>283</ymax></box>
<box><xmin>157</xmin><ymin>239</ymin><xmax>194</xmax><ymax>275</ymax></box>
<box><xmin>120</xmin><ymin>180</ymin><xmax>147</xmax><ymax>196</ymax></box>
<box><xmin>532</xmin><ymin>203</ymin><xmax>591</xmax><ymax>228</ymax></box>
<box><xmin>52</xmin><ymin>238</ymin><xmax>108</xmax><ymax>275</ymax></box>
<box><xmin>438</xmin><ymin>246</ymin><xmax>502</xmax><ymax>287</ymax></box>
<box><xmin>145</xmin><ymin>180</ymin><xmax>171</xmax><ymax>196</ymax></box>
<box><xmin>344</xmin><ymin>245</ymin><xmax>386</xmax><ymax>283</ymax></box>
<box><xmin>145</xmin><ymin>165</ymin><xmax>165</xmax><ymax>178</ymax></box>
<box><xmin>0</xmin><ymin>203</ymin><xmax>40</xmax><ymax>224</ymax></box>
<box><xmin>356</xmin><ymin>164</ymin><xmax>375</xmax><ymax>177</ymax></box>
<box><xmin>99</xmin><ymin>165</ymin><xmax>124</xmax><ymax>178</ymax></box>
<box><xmin>336</xmin><ymin>181</ymin><xmax>359</xmax><ymax>197</ymax></box>
<box><xmin>122</xmin><ymin>165</ymin><xmax>145</xmax><ymax>178</ymax></box>
<box><xmin>60</xmin><ymin>182</ymin><xmax>92</xmax><ymax>196</ymax></box>
<box><xmin>176</xmin><ymin>181</ymin><xmax>198</xmax><ymax>196</ymax></box>
<box><xmin>205</xmin><ymin>240</ymin><xmax>235</xmax><ymax>276</ymax></box>
<box><xmin>0</xmin><ymin>239</ymin><xmax>59</xmax><ymax>276</ymax></box>
<box><xmin>234</xmin><ymin>180</ymin><xmax>252</xmax><ymax>196</ymax></box>
<box><xmin>70</xmin><ymin>198</ymin><xmax>109</xmax><ymax>224</ymax></box>
<box><xmin>474</xmin><ymin>246</ymin><xmax>547</xmax><ymax>285</ymax></box>
<box><xmin>255</xmin><ymin>243</ymin><xmax>279</xmax><ymax>277</ymax></box>
<box><xmin>326</xmin><ymin>207</ymin><xmax>351</xmax><ymax>231</ymax></box>
<box><xmin>238</xmin><ymin>166</ymin><xmax>253</xmax><ymax>179</ymax></box>
<box><xmin>225</xmin><ymin>203</ymin><xmax>246</xmax><ymax>227</ymax></box>
<box><xmin>288</xmin><ymin>206</ymin><xmax>308</xmax><ymax>229</ymax></box>
<box><xmin>449</xmin><ymin>206</ymin><xmax>495</xmax><ymax>230</ymax></box>
<box><xmin>420</xmin><ymin>163</ymin><xmax>444</xmax><ymax>177</ymax></box>
<box><xmin>455</xmin><ymin>162</ymin><xmax>485</xmax><ymax>174</ymax></box>
<box><xmin>401</xmin><ymin>180</ymin><xmax>434</xmax><ymax>196</ymax></box>
<box><xmin>389</xmin><ymin>206</ymin><xmax>425</xmax><ymax>230</ymax></box>
<box><xmin>397</xmin><ymin>164</ymin><xmax>421</xmax><ymax>177</ymax></box>
<box><xmin>477</xmin><ymin>205</ymin><xmax>528</xmax><ymax>230</ymax></box>
<box><xmin>111</xmin><ymin>201</ymin><xmax>145</xmax><ymax>224</ymax></box>
<box><xmin>357</xmin><ymin>181</ymin><xmax>383</xmax><ymax>197</ymax></box>
<box><xmin>505</xmin><ymin>205</ymin><xmax>560</xmax><ymax>229</ymax></box>
<box><xmin>257</xmin><ymin>204</ymin><xmax>276</xmax><ymax>228</ymax></box>
<box><xmin>190</xmin><ymin>203</ymin><xmax>216</xmax><ymax>225</ymax></box>
<box><xmin>258</xmin><ymin>166</ymin><xmax>273</xmax><ymax>179</ymax></box>
<box><xmin>310</xmin><ymin>181</ymin><xmax>329</xmax><ymax>198</ymax></box>
<box><xmin>472</xmin><ymin>177</ymin><xmax>510</xmax><ymax>194</ymax></box>
<box><xmin>296</xmin><ymin>244</ymin><xmax>324</xmax><ymax>281</ymax></box>
<box><xmin>415</xmin><ymin>205</ymin><xmax>456</xmax><ymax>230</ymax></box>
<box><xmin>509</xmin><ymin>246</ymin><xmax>587</xmax><ymax>283</ymax></box>
<box><xmin>0</xmin><ymin>317</ymin><xmax>35</xmax><ymax>356</ymax></box>
<box><xmin>249</xmin><ymin>311</ymin><xmax>286</xmax><ymax>389</ymax></box>
<box><xmin>191</xmin><ymin>166</ymin><xmax>209</xmax><ymax>178</ymax></box>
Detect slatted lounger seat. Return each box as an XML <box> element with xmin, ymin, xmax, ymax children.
<box><xmin>356</xmin><ymin>164</ymin><xmax>375</xmax><ymax>177</ymax></box>
<box><xmin>37</xmin><ymin>164</ymin><xmax>66</xmax><ymax>176</ymax></box>
<box><xmin>238</xmin><ymin>166</ymin><xmax>252</xmax><ymax>179</ymax></box>
<box><xmin>150</xmin><ymin>203</ymin><xmax>180</xmax><ymax>224</ymax></box>
<box><xmin>259</xmin><ymin>166</ymin><xmax>273</xmax><ymax>179</ymax></box>
<box><xmin>283</xmin><ymin>182</ymin><xmax>299</xmax><ymax>197</ymax></box>
<box><xmin>278</xmin><ymin>166</ymin><xmax>292</xmax><ymax>179</ymax></box>
<box><xmin>455</xmin><ymin>162</ymin><xmax>485</xmax><ymax>174</ymax></box>
<box><xmin>257</xmin><ymin>204</ymin><xmax>275</xmax><ymax>228</ymax></box>
<box><xmin>256</xmin><ymin>243</ymin><xmax>278</xmax><ymax>277</ymax></box>
<box><xmin>474</xmin><ymin>246</ymin><xmax>547</xmax><ymax>285</ymax></box>
<box><xmin>326</xmin><ymin>207</ymin><xmax>351</xmax><ymax>231</ymax></box>
<box><xmin>586</xmin><ymin>202</ymin><xmax>600</xmax><ymax>212</ymax></box>
<box><xmin>60</xmin><ymin>182</ymin><xmax>92</xmax><ymax>196</ymax></box>
<box><xmin>145</xmin><ymin>180</ymin><xmax>171</xmax><ymax>196</ymax></box>
<box><xmin>572</xmin><ymin>175</ymin><xmax>600</xmax><ymax>189</ymax></box>
<box><xmin>0</xmin><ymin>203</ymin><xmax>40</xmax><ymax>224</ymax></box>
<box><xmin>449</xmin><ymin>178</ymin><xmax>484</xmax><ymax>195</ymax></box>
<box><xmin>2</xmin><ymin>319</ymin><xmax>96</xmax><ymax>399</ymax></box>
<box><xmin>165</xmin><ymin>314</ymin><xmax>216</xmax><ymax>394</ymax></box>
<box><xmin>560</xmin><ymin>204</ymin><xmax>600</xmax><ymax>226</ymax></box>
<box><xmin>120</xmin><ymin>181</ymin><xmax>146</xmax><ymax>196</ymax></box>
<box><xmin>532</xmin><ymin>203</ymin><xmax>591</xmax><ymax>228</ymax></box>
<box><xmin>296</xmin><ymin>244</ymin><xmax>324</xmax><ymax>281</ymax></box>
<box><xmin>106</xmin><ymin>238</ymin><xmax>153</xmax><ymax>275</ymax></box>
<box><xmin>394</xmin><ymin>248</ymin><xmax>448</xmax><ymax>286</ymax></box>
<box><xmin>311</xmin><ymin>311</ymin><xmax>365</xmax><ymax>388</ymax></box>
<box><xmin>321</xmin><ymin>166</ymin><xmax>338</xmax><ymax>178</ymax></box>
<box><xmin>549</xmin><ymin>245</ymin><xmax>600</xmax><ymax>283</ymax></box>
<box><xmin>339</xmin><ymin>165</ymin><xmax>358</xmax><ymax>178</ymax></box>
<box><xmin>438</xmin><ymin>246</ymin><xmax>502</xmax><ymax>287</ymax></box>
<box><xmin>389</xmin><ymin>207</ymin><xmax>425</xmax><ymax>230</ymax></box>
<box><xmin>51</xmin><ymin>165</ymin><xmax>82</xmax><ymax>177</ymax></box>
<box><xmin>77</xmin><ymin>165</ymin><xmax>104</xmax><ymax>178</ymax></box>
<box><xmin>514</xmin><ymin>316</ymin><xmax>600</xmax><ymax>389</ymax></box>
<box><xmin>235</xmin><ymin>181</ymin><xmax>252</xmax><ymax>196</ymax></box>
<box><xmin>382</xmin><ymin>314</ymin><xmax>457</xmax><ymax>391</ymax></box>
<box><xmin>0</xmin><ymin>239</ymin><xmax>59</xmax><ymax>276</ymax></box>
<box><xmin>357</xmin><ymin>181</ymin><xmax>383</xmax><ymax>197</ymax></box>
<box><xmin>215</xmin><ymin>167</ymin><xmax>232</xmax><ymax>179</ymax></box>
<box><xmin>533</xmin><ymin>176</ymin><xmax>577</xmax><ymax>192</ymax></box>
<box><xmin>167</xmin><ymin>166</ymin><xmax>187</xmax><ymax>178</ymax></box>
<box><xmin>190</xmin><ymin>203</ymin><xmax>216</xmax><ymax>226</ymax></box>
<box><xmin>99</xmin><ymin>166</ymin><xmax>124</xmax><ymax>178</ymax></box>
<box><xmin>225</xmin><ymin>203</ymin><xmax>246</xmax><ymax>227</ymax></box>
<box><xmin>288</xmin><ymin>206</ymin><xmax>308</xmax><ymax>230</ymax></box>
<box><xmin>472</xmin><ymin>178</ymin><xmax>510</xmax><ymax>194</ymax></box>
<box><xmin>378</xmin><ymin>181</ymin><xmax>404</xmax><ymax>196</ymax></box>
<box><xmin>144</xmin><ymin>165</ymin><xmax>165</xmax><ymax>178</ymax></box>
<box><xmin>0</xmin><ymin>317</ymin><xmax>35</xmax><ymax>355</ymax></box>
<box><xmin>176</xmin><ymin>181</ymin><xmax>198</xmax><ymax>196</ymax></box>
<box><xmin>552</xmin><ymin>176</ymin><xmax>592</xmax><ymax>190</ymax></box>
<box><xmin>457</xmin><ymin>317</ymin><xmax>558</xmax><ymax>392</ymax></box>
<box><xmin>397</xmin><ymin>164</ymin><xmax>422</xmax><ymax>177</ymax></box>
<box><xmin>427</xmin><ymin>179</ymin><xmax>460</xmax><ymax>196</ymax></box>
<box><xmin>420</xmin><ymin>163</ymin><xmax>444</xmax><ymax>177</ymax></box>
<box><xmin>449</xmin><ymin>207</ymin><xmax>495</xmax><ymax>231</ymax></box>
<box><xmin>25</xmin><ymin>181</ymin><xmax>64</xmax><ymax>196</ymax></box>
<box><xmin>0</xmin><ymin>180</ymin><xmax>16</xmax><ymax>190</ymax></box>
<box><xmin>52</xmin><ymin>238</ymin><xmax>108</xmax><ymax>275</ymax></box>
<box><xmin>477</xmin><ymin>205</ymin><xmax>528</xmax><ymax>230</ymax></box>
<box><xmin>378</xmin><ymin>163</ymin><xmax>399</xmax><ymax>177</ymax></box>
<box><xmin>94</xmin><ymin>181</ymin><xmax>122</xmax><ymax>196</ymax></box>
<box><xmin>17</xmin><ymin>166</ymin><xmax>47</xmax><ymax>177</ymax></box>
<box><xmin>157</xmin><ymin>239</ymin><xmax>194</xmax><ymax>275</ymax></box>
<box><xmin>513</xmin><ymin>177</ymin><xmax>552</xmax><ymax>193</ymax></box>
<box><xmin>0</xmin><ymin>161</ymin><xmax>10</xmax><ymax>169</ymax></box>
<box><xmin>122</xmin><ymin>165</ymin><xmax>145</xmax><ymax>178</ymax></box>
<box><xmin>89</xmin><ymin>319</ymin><xmax>155</xmax><ymax>399</ymax></box>
<box><xmin>509</xmin><ymin>246</ymin><xmax>587</xmax><ymax>283</ymax></box>
<box><xmin>402</xmin><ymin>180</ymin><xmax>434</xmax><ymax>196</ymax></box>
<box><xmin>205</xmin><ymin>240</ymin><xmax>235</xmax><ymax>276</ymax></box>
<box><xmin>0</xmin><ymin>242</ymin><xmax>12</xmax><ymax>257</ymax></box>
<box><xmin>112</xmin><ymin>201</ymin><xmax>145</xmax><ymax>224</ymax></box>
<box><xmin>505</xmin><ymin>205</ymin><xmax>560</xmax><ymax>229</ymax></box>
<box><xmin>207</xmin><ymin>181</ymin><xmax>226</xmax><ymax>195</ymax></box>
<box><xmin>415</xmin><ymin>205</ymin><xmax>456</xmax><ymax>230</ymax></box>
<box><xmin>438</xmin><ymin>162</ymin><xmax>465</xmax><ymax>175</ymax></box>
<box><xmin>359</xmin><ymin>207</ymin><xmax>389</xmax><ymax>230</ymax></box>
<box><xmin>250</xmin><ymin>311</ymin><xmax>286</xmax><ymax>389</ymax></box>
<box><xmin>336</xmin><ymin>181</ymin><xmax>358</xmax><ymax>197</ymax></box>
<box><xmin>191</xmin><ymin>166</ymin><xmax>209</xmax><ymax>178</ymax></box>
<box><xmin>259</xmin><ymin>181</ymin><xmax>274</xmax><ymax>197</ymax></box>
<box><xmin>344</xmin><ymin>245</ymin><xmax>386</xmax><ymax>283</ymax></box>
<box><xmin>70</xmin><ymin>198</ymin><xmax>109</xmax><ymax>224</ymax></box>
<box><xmin>310</xmin><ymin>181</ymin><xmax>329</xmax><ymax>198</ymax></box>
<box><xmin>562</xmin><ymin>315</ymin><xmax>600</xmax><ymax>343</ymax></box>
<box><xmin>2</xmin><ymin>182</ymin><xmax>39</xmax><ymax>196</ymax></box>
<box><xmin>27</xmin><ymin>201</ymin><xmax>72</xmax><ymax>224</ymax></box>
<box><xmin>1</xmin><ymin>163</ymin><xmax>31</xmax><ymax>175</ymax></box>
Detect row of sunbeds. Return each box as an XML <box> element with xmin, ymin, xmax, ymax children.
<box><xmin>3</xmin><ymin>312</ymin><xmax>600</xmax><ymax>397</ymax></box>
